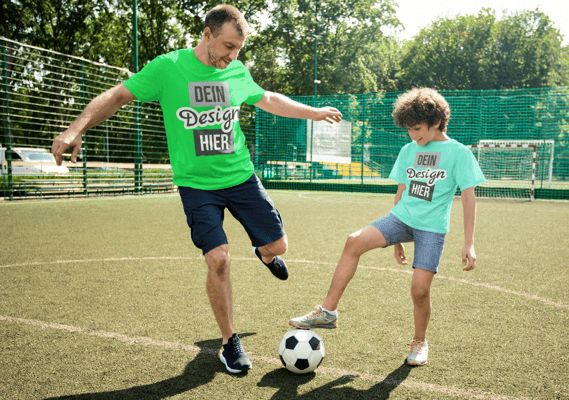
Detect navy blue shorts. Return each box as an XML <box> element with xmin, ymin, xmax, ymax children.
<box><xmin>178</xmin><ymin>174</ymin><xmax>285</xmax><ymax>255</ymax></box>
<box><xmin>370</xmin><ymin>213</ymin><xmax>446</xmax><ymax>273</ymax></box>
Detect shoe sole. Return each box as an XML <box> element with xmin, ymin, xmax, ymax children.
<box><xmin>288</xmin><ymin>321</ymin><xmax>337</xmax><ymax>329</ymax></box>
<box><xmin>405</xmin><ymin>358</ymin><xmax>427</xmax><ymax>366</ymax></box>
<box><xmin>220</xmin><ymin>354</ymin><xmax>252</xmax><ymax>374</ymax></box>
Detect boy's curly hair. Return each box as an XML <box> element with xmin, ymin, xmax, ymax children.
<box><xmin>392</xmin><ymin>88</ymin><xmax>451</xmax><ymax>132</ymax></box>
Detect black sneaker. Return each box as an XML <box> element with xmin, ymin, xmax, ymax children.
<box><xmin>252</xmin><ymin>247</ymin><xmax>289</xmax><ymax>280</ymax></box>
<box><xmin>220</xmin><ymin>333</ymin><xmax>252</xmax><ymax>374</ymax></box>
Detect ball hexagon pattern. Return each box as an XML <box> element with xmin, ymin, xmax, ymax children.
<box><xmin>278</xmin><ymin>329</ymin><xmax>325</xmax><ymax>374</ymax></box>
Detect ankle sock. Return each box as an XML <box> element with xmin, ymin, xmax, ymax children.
<box><xmin>320</xmin><ymin>306</ymin><xmax>337</xmax><ymax>315</ymax></box>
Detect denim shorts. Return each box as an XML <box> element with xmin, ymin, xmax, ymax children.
<box><xmin>370</xmin><ymin>213</ymin><xmax>445</xmax><ymax>273</ymax></box>
<box><xmin>178</xmin><ymin>174</ymin><xmax>285</xmax><ymax>255</ymax></box>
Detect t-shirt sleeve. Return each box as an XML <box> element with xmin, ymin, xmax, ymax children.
<box><xmin>123</xmin><ymin>56</ymin><xmax>165</xmax><ymax>103</ymax></box>
<box><xmin>389</xmin><ymin>145</ymin><xmax>409</xmax><ymax>184</ymax></box>
<box><xmin>242</xmin><ymin>68</ymin><xmax>265</xmax><ymax>105</ymax></box>
<box><xmin>454</xmin><ymin>146</ymin><xmax>486</xmax><ymax>190</ymax></box>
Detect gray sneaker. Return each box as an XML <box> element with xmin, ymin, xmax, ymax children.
<box><xmin>406</xmin><ymin>339</ymin><xmax>428</xmax><ymax>366</ymax></box>
<box><xmin>289</xmin><ymin>306</ymin><xmax>338</xmax><ymax>329</ymax></box>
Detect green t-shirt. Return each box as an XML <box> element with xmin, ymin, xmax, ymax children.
<box><xmin>389</xmin><ymin>139</ymin><xmax>485</xmax><ymax>234</ymax></box>
<box><xmin>124</xmin><ymin>49</ymin><xmax>265</xmax><ymax>190</ymax></box>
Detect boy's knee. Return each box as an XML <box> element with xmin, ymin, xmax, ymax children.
<box><xmin>344</xmin><ymin>232</ymin><xmax>364</xmax><ymax>255</ymax></box>
<box><xmin>411</xmin><ymin>285</ymin><xmax>430</xmax><ymax>303</ymax></box>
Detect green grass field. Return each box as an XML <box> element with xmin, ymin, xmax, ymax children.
<box><xmin>1</xmin><ymin>191</ymin><xmax>568</xmax><ymax>399</ymax></box>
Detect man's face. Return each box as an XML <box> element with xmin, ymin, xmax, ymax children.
<box><xmin>204</xmin><ymin>22</ymin><xmax>246</xmax><ymax>69</ymax></box>
<box><xmin>407</xmin><ymin>122</ymin><xmax>440</xmax><ymax>146</ymax></box>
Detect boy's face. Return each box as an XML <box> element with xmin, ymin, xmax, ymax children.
<box><xmin>406</xmin><ymin>122</ymin><xmax>442</xmax><ymax>146</ymax></box>
<box><xmin>203</xmin><ymin>22</ymin><xmax>246</xmax><ymax>69</ymax></box>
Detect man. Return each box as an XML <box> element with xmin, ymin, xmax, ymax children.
<box><xmin>51</xmin><ymin>4</ymin><xmax>342</xmax><ymax>374</ymax></box>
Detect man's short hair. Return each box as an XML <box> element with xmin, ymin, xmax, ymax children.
<box><xmin>392</xmin><ymin>88</ymin><xmax>451</xmax><ymax>132</ymax></box>
<box><xmin>204</xmin><ymin>4</ymin><xmax>250</xmax><ymax>37</ymax></box>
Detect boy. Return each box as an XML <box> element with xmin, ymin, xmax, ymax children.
<box><xmin>289</xmin><ymin>87</ymin><xmax>485</xmax><ymax>366</ymax></box>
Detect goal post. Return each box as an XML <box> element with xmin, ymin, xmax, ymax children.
<box><xmin>478</xmin><ymin>140</ymin><xmax>554</xmax><ymax>188</ymax></box>
<box><xmin>467</xmin><ymin>143</ymin><xmax>537</xmax><ymax>201</ymax></box>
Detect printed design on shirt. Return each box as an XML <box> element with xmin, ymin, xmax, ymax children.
<box><xmin>176</xmin><ymin>81</ymin><xmax>240</xmax><ymax>156</ymax></box>
<box><xmin>406</xmin><ymin>152</ymin><xmax>446</xmax><ymax>202</ymax></box>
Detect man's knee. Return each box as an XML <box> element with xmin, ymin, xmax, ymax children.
<box><xmin>205</xmin><ymin>246</ymin><xmax>230</xmax><ymax>276</ymax></box>
<box><xmin>265</xmin><ymin>235</ymin><xmax>288</xmax><ymax>256</ymax></box>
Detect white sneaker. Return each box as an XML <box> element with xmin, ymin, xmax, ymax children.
<box><xmin>289</xmin><ymin>306</ymin><xmax>338</xmax><ymax>329</ymax></box>
<box><xmin>406</xmin><ymin>339</ymin><xmax>428</xmax><ymax>366</ymax></box>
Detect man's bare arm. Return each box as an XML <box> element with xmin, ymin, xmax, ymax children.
<box><xmin>51</xmin><ymin>84</ymin><xmax>136</xmax><ymax>165</ymax></box>
<box><xmin>255</xmin><ymin>91</ymin><xmax>342</xmax><ymax>124</ymax></box>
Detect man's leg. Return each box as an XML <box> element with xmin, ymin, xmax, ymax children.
<box><xmin>205</xmin><ymin>243</ymin><xmax>251</xmax><ymax>373</ymax></box>
<box><xmin>204</xmin><ymin>244</ymin><xmax>234</xmax><ymax>344</ymax></box>
<box><xmin>256</xmin><ymin>235</ymin><xmax>288</xmax><ymax>264</ymax></box>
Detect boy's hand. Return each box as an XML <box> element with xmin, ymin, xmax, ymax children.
<box><xmin>462</xmin><ymin>243</ymin><xmax>476</xmax><ymax>271</ymax></box>
<box><xmin>394</xmin><ymin>243</ymin><xmax>408</xmax><ymax>265</ymax></box>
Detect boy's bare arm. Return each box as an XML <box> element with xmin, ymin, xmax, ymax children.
<box><xmin>393</xmin><ymin>184</ymin><xmax>408</xmax><ymax>265</ymax></box>
<box><xmin>51</xmin><ymin>84</ymin><xmax>136</xmax><ymax>165</ymax></box>
<box><xmin>461</xmin><ymin>186</ymin><xmax>477</xmax><ymax>271</ymax></box>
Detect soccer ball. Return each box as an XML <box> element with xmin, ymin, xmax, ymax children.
<box><xmin>278</xmin><ymin>329</ymin><xmax>325</xmax><ymax>374</ymax></box>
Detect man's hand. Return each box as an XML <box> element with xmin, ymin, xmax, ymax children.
<box><xmin>313</xmin><ymin>107</ymin><xmax>343</xmax><ymax>124</ymax></box>
<box><xmin>52</xmin><ymin>129</ymin><xmax>82</xmax><ymax>166</ymax></box>
<box><xmin>462</xmin><ymin>243</ymin><xmax>476</xmax><ymax>271</ymax></box>
<box><xmin>394</xmin><ymin>243</ymin><xmax>408</xmax><ymax>265</ymax></box>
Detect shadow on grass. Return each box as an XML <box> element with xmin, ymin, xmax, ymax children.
<box><xmin>259</xmin><ymin>362</ymin><xmax>414</xmax><ymax>399</ymax></box>
<box><xmin>44</xmin><ymin>334</ymin><xmax>255</xmax><ymax>400</ymax></box>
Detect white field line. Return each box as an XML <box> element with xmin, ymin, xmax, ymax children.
<box><xmin>1</xmin><ymin>257</ymin><xmax>568</xmax><ymax>311</ymax></box>
<box><xmin>0</xmin><ymin>314</ymin><xmax>529</xmax><ymax>400</ymax></box>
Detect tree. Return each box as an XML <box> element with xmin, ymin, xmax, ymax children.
<box><xmin>398</xmin><ymin>8</ymin><xmax>569</xmax><ymax>90</ymax></box>
<box><xmin>244</xmin><ymin>0</ymin><xmax>402</xmax><ymax>96</ymax></box>
<box><xmin>487</xmin><ymin>9</ymin><xmax>569</xmax><ymax>89</ymax></box>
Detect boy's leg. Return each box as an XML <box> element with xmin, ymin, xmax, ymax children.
<box><xmin>410</xmin><ymin>267</ymin><xmax>435</xmax><ymax>341</ymax></box>
<box><xmin>322</xmin><ymin>225</ymin><xmax>388</xmax><ymax>311</ymax></box>
<box><xmin>289</xmin><ymin>225</ymin><xmax>387</xmax><ymax>329</ymax></box>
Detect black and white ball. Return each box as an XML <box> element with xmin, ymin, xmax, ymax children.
<box><xmin>279</xmin><ymin>329</ymin><xmax>325</xmax><ymax>374</ymax></box>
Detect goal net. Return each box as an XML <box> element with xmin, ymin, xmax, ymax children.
<box><xmin>468</xmin><ymin>143</ymin><xmax>536</xmax><ymax>201</ymax></box>
<box><xmin>478</xmin><ymin>140</ymin><xmax>555</xmax><ymax>188</ymax></box>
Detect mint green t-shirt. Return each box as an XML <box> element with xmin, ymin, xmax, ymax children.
<box><xmin>389</xmin><ymin>139</ymin><xmax>485</xmax><ymax>234</ymax></box>
<box><xmin>124</xmin><ymin>49</ymin><xmax>265</xmax><ymax>190</ymax></box>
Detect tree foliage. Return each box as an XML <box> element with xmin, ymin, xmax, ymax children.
<box><xmin>3</xmin><ymin>1</ymin><xmax>568</xmax><ymax>92</ymax></box>
<box><xmin>244</xmin><ymin>0</ymin><xmax>402</xmax><ymax>96</ymax></box>
<box><xmin>398</xmin><ymin>8</ymin><xmax>569</xmax><ymax>90</ymax></box>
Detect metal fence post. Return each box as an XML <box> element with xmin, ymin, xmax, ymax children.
<box><xmin>133</xmin><ymin>0</ymin><xmax>142</xmax><ymax>193</ymax></box>
<box><xmin>80</xmin><ymin>60</ymin><xmax>88</xmax><ymax>196</ymax></box>
<box><xmin>1</xmin><ymin>39</ymin><xmax>13</xmax><ymax>200</ymax></box>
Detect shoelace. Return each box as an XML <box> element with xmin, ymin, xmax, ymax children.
<box><xmin>410</xmin><ymin>340</ymin><xmax>425</xmax><ymax>354</ymax></box>
<box><xmin>307</xmin><ymin>308</ymin><xmax>325</xmax><ymax>319</ymax></box>
<box><xmin>230</xmin><ymin>335</ymin><xmax>244</xmax><ymax>355</ymax></box>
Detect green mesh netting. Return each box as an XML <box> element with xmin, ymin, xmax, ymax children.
<box><xmin>254</xmin><ymin>89</ymin><xmax>569</xmax><ymax>200</ymax></box>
